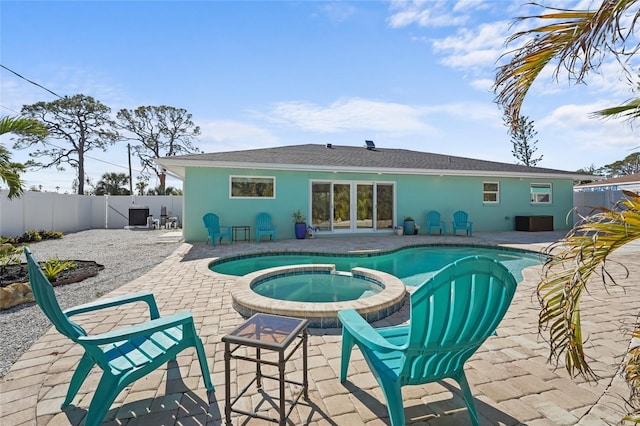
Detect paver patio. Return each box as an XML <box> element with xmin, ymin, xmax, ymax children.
<box><xmin>1</xmin><ymin>231</ymin><xmax>638</xmax><ymax>425</ymax></box>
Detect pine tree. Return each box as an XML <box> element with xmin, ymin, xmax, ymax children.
<box><xmin>504</xmin><ymin>115</ymin><xmax>543</xmax><ymax>167</ymax></box>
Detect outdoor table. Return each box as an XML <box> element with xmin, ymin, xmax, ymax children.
<box><xmin>231</xmin><ymin>225</ymin><xmax>250</xmax><ymax>242</ymax></box>
<box><xmin>222</xmin><ymin>313</ymin><xmax>308</xmax><ymax>425</ymax></box>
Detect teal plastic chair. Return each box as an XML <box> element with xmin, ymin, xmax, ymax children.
<box><xmin>426</xmin><ymin>210</ymin><xmax>446</xmax><ymax>235</ymax></box>
<box><xmin>203</xmin><ymin>212</ymin><xmax>232</xmax><ymax>246</ymax></box>
<box><xmin>338</xmin><ymin>256</ymin><xmax>517</xmax><ymax>426</ymax></box>
<box><xmin>24</xmin><ymin>247</ymin><xmax>214</xmax><ymax>426</ymax></box>
<box><xmin>255</xmin><ymin>212</ymin><xmax>277</xmax><ymax>242</ymax></box>
<box><xmin>451</xmin><ymin>210</ymin><xmax>473</xmax><ymax>236</ymax></box>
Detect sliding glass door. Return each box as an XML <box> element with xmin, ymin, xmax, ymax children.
<box><xmin>311</xmin><ymin>181</ymin><xmax>394</xmax><ymax>232</ymax></box>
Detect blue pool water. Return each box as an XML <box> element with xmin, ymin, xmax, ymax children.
<box><xmin>253</xmin><ymin>271</ymin><xmax>382</xmax><ymax>302</ymax></box>
<box><xmin>210</xmin><ymin>245</ymin><xmax>543</xmax><ymax>286</ymax></box>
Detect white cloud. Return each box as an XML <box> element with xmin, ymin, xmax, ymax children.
<box><xmin>263</xmin><ymin>98</ymin><xmax>436</xmax><ymax>135</ymax></box>
<box><xmin>387</xmin><ymin>0</ymin><xmax>470</xmax><ymax>28</ymax></box>
<box><xmin>198</xmin><ymin>120</ymin><xmax>280</xmax><ymax>152</ymax></box>
<box><xmin>470</xmin><ymin>78</ymin><xmax>494</xmax><ymax>92</ymax></box>
<box><xmin>538</xmin><ymin>102</ymin><xmax>638</xmax><ymax>152</ymax></box>
<box><xmin>318</xmin><ymin>2</ymin><xmax>357</xmax><ymax>23</ymax></box>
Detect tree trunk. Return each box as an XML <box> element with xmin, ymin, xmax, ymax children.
<box><xmin>159</xmin><ymin>171</ymin><xmax>166</xmax><ymax>195</ymax></box>
<box><xmin>78</xmin><ymin>150</ymin><xmax>85</xmax><ymax>195</ymax></box>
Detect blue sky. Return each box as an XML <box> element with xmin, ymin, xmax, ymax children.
<box><xmin>1</xmin><ymin>0</ymin><xmax>638</xmax><ymax>193</ymax></box>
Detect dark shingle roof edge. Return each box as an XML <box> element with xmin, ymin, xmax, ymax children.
<box><xmin>156</xmin><ymin>143</ymin><xmax>591</xmax><ymax>179</ymax></box>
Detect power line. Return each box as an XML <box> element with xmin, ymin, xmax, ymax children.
<box><xmin>0</xmin><ymin>64</ymin><xmax>64</xmax><ymax>99</ymax></box>
<box><xmin>0</xmin><ymin>104</ymin><xmax>21</xmax><ymax>114</ymax></box>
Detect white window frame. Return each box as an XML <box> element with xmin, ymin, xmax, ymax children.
<box><xmin>530</xmin><ymin>183</ymin><xmax>552</xmax><ymax>204</ymax></box>
<box><xmin>483</xmin><ymin>181</ymin><xmax>499</xmax><ymax>204</ymax></box>
<box><xmin>229</xmin><ymin>175</ymin><xmax>276</xmax><ymax>199</ymax></box>
<box><xmin>309</xmin><ymin>179</ymin><xmax>396</xmax><ymax>232</ymax></box>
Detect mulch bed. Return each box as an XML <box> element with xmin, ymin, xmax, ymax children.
<box><xmin>0</xmin><ymin>261</ymin><xmax>104</xmax><ymax>288</ymax></box>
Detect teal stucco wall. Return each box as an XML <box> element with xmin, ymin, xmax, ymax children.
<box><xmin>184</xmin><ymin>167</ymin><xmax>574</xmax><ymax>242</ymax></box>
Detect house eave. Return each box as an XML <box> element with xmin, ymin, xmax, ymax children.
<box><xmin>155</xmin><ymin>158</ymin><xmax>586</xmax><ymax>180</ymax></box>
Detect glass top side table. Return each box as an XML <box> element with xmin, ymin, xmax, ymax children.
<box><xmin>223</xmin><ymin>313</ymin><xmax>309</xmax><ymax>425</ymax></box>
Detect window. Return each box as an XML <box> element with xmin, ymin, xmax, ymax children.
<box><xmin>230</xmin><ymin>176</ymin><xmax>275</xmax><ymax>198</ymax></box>
<box><xmin>530</xmin><ymin>183</ymin><xmax>552</xmax><ymax>204</ymax></box>
<box><xmin>483</xmin><ymin>182</ymin><xmax>499</xmax><ymax>203</ymax></box>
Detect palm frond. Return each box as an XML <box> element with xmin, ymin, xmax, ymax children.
<box><xmin>539</xmin><ymin>191</ymin><xmax>640</xmax><ymax>384</ymax></box>
<box><xmin>494</xmin><ymin>0</ymin><xmax>640</xmax><ymax>128</ymax></box>
<box><xmin>0</xmin><ymin>116</ymin><xmax>48</xmax><ymax>137</ymax></box>
<box><xmin>592</xmin><ymin>97</ymin><xmax>640</xmax><ymax>121</ymax></box>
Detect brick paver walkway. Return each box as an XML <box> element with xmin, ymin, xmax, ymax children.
<box><xmin>1</xmin><ymin>232</ymin><xmax>638</xmax><ymax>425</ymax></box>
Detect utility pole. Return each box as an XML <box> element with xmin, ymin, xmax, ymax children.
<box><xmin>127</xmin><ymin>143</ymin><xmax>133</xmax><ymax>194</ymax></box>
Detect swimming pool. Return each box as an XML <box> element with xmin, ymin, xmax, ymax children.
<box><xmin>210</xmin><ymin>245</ymin><xmax>543</xmax><ymax>286</ymax></box>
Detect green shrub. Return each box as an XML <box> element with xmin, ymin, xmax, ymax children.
<box><xmin>21</xmin><ymin>230</ymin><xmax>42</xmax><ymax>243</ymax></box>
<box><xmin>40</xmin><ymin>230</ymin><xmax>63</xmax><ymax>240</ymax></box>
<box><xmin>41</xmin><ymin>258</ymin><xmax>76</xmax><ymax>281</ymax></box>
<box><xmin>0</xmin><ymin>230</ymin><xmax>64</xmax><ymax>244</ymax></box>
<box><xmin>0</xmin><ymin>236</ymin><xmax>18</xmax><ymax>245</ymax></box>
<box><xmin>0</xmin><ymin>243</ymin><xmax>23</xmax><ymax>285</ymax></box>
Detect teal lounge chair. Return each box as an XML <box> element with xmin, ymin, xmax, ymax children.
<box><xmin>24</xmin><ymin>247</ymin><xmax>213</xmax><ymax>426</ymax></box>
<box><xmin>338</xmin><ymin>256</ymin><xmax>517</xmax><ymax>426</ymax></box>
<box><xmin>203</xmin><ymin>212</ymin><xmax>232</xmax><ymax>246</ymax></box>
<box><xmin>255</xmin><ymin>212</ymin><xmax>277</xmax><ymax>242</ymax></box>
<box><xmin>426</xmin><ymin>210</ymin><xmax>446</xmax><ymax>235</ymax></box>
<box><xmin>452</xmin><ymin>210</ymin><xmax>473</xmax><ymax>236</ymax></box>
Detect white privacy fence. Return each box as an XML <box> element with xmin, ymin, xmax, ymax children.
<box><xmin>573</xmin><ymin>189</ymin><xmax>627</xmax><ymax>221</ymax></box>
<box><xmin>0</xmin><ymin>190</ymin><xmax>183</xmax><ymax>237</ymax></box>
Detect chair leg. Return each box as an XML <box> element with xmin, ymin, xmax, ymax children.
<box><xmin>62</xmin><ymin>353</ymin><xmax>95</xmax><ymax>407</ymax></box>
<box><xmin>455</xmin><ymin>370</ymin><xmax>480</xmax><ymax>426</ymax></box>
<box><xmin>84</xmin><ymin>374</ymin><xmax>119</xmax><ymax>426</ymax></box>
<box><xmin>339</xmin><ymin>330</ymin><xmax>355</xmax><ymax>382</ymax></box>
<box><xmin>194</xmin><ymin>337</ymin><xmax>214</xmax><ymax>391</ymax></box>
<box><xmin>378</xmin><ymin>378</ymin><xmax>405</xmax><ymax>426</ymax></box>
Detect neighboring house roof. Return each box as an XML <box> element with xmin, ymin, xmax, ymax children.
<box><xmin>156</xmin><ymin>143</ymin><xmax>590</xmax><ymax>180</ymax></box>
<box><xmin>575</xmin><ymin>172</ymin><xmax>640</xmax><ymax>191</ymax></box>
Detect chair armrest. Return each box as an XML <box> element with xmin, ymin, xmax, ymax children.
<box><xmin>338</xmin><ymin>309</ymin><xmax>402</xmax><ymax>353</ymax></box>
<box><xmin>64</xmin><ymin>291</ymin><xmax>160</xmax><ymax>319</ymax></box>
<box><xmin>77</xmin><ymin>311</ymin><xmax>193</xmax><ymax>345</ymax></box>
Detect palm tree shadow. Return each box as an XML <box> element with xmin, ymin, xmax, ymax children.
<box><xmin>63</xmin><ymin>360</ymin><xmax>221</xmax><ymax>425</ymax></box>
<box><xmin>341</xmin><ymin>379</ymin><xmax>524</xmax><ymax>425</ymax></box>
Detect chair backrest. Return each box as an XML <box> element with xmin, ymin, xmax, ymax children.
<box><xmin>256</xmin><ymin>212</ymin><xmax>272</xmax><ymax>230</ymax></box>
<box><xmin>400</xmin><ymin>255</ymin><xmax>516</xmax><ymax>385</ymax></box>
<box><xmin>203</xmin><ymin>213</ymin><xmax>221</xmax><ymax>232</ymax></box>
<box><xmin>453</xmin><ymin>210</ymin><xmax>469</xmax><ymax>224</ymax></box>
<box><xmin>24</xmin><ymin>247</ymin><xmax>87</xmax><ymax>341</ymax></box>
<box><xmin>427</xmin><ymin>211</ymin><xmax>441</xmax><ymax>224</ymax></box>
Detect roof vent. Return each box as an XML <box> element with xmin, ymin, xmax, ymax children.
<box><xmin>365</xmin><ymin>140</ymin><xmax>375</xmax><ymax>150</ymax></box>
<box><xmin>326</xmin><ymin>143</ymin><xmax>332</xmax><ymax>148</ymax></box>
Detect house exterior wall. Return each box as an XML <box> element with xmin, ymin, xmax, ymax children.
<box><xmin>183</xmin><ymin>167</ymin><xmax>575</xmax><ymax>242</ymax></box>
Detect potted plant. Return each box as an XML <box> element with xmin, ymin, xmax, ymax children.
<box><xmin>292</xmin><ymin>209</ymin><xmax>307</xmax><ymax>239</ymax></box>
<box><xmin>403</xmin><ymin>216</ymin><xmax>416</xmax><ymax>236</ymax></box>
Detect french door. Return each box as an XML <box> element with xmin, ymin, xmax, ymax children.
<box><xmin>310</xmin><ymin>181</ymin><xmax>395</xmax><ymax>232</ymax></box>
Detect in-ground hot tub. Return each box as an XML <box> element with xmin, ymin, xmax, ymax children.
<box><xmin>231</xmin><ymin>264</ymin><xmax>406</xmax><ymax>328</ymax></box>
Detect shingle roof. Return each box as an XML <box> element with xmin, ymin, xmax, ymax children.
<box><xmin>576</xmin><ymin>172</ymin><xmax>640</xmax><ymax>187</ymax></box>
<box><xmin>158</xmin><ymin>143</ymin><xmax>583</xmax><ymax>178</ymax></box>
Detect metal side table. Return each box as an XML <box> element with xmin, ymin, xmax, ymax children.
<box><xmin>231</xmin><ymin>225</ymin><xmax>250</xmax><ymax>242</ymax></box>
<box><xmin>223</xmin><ymin>313</ymin><xmax>308</xmax><ymax>425</ymax></box>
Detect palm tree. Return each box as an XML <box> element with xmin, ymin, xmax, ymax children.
<box><xmin>94</xmin><ymin>172</ymin><xmax>130</xmax><ymax>195</ymax></box>
<box><xmin>494</xmin><ymin>2</ymin><xmax>640</xmax><ymax>422</ymax></box>
<box><xmin>0</xmin><ymin>116</ymin><xmax>47</xmax><ymax>199</ymax></box>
